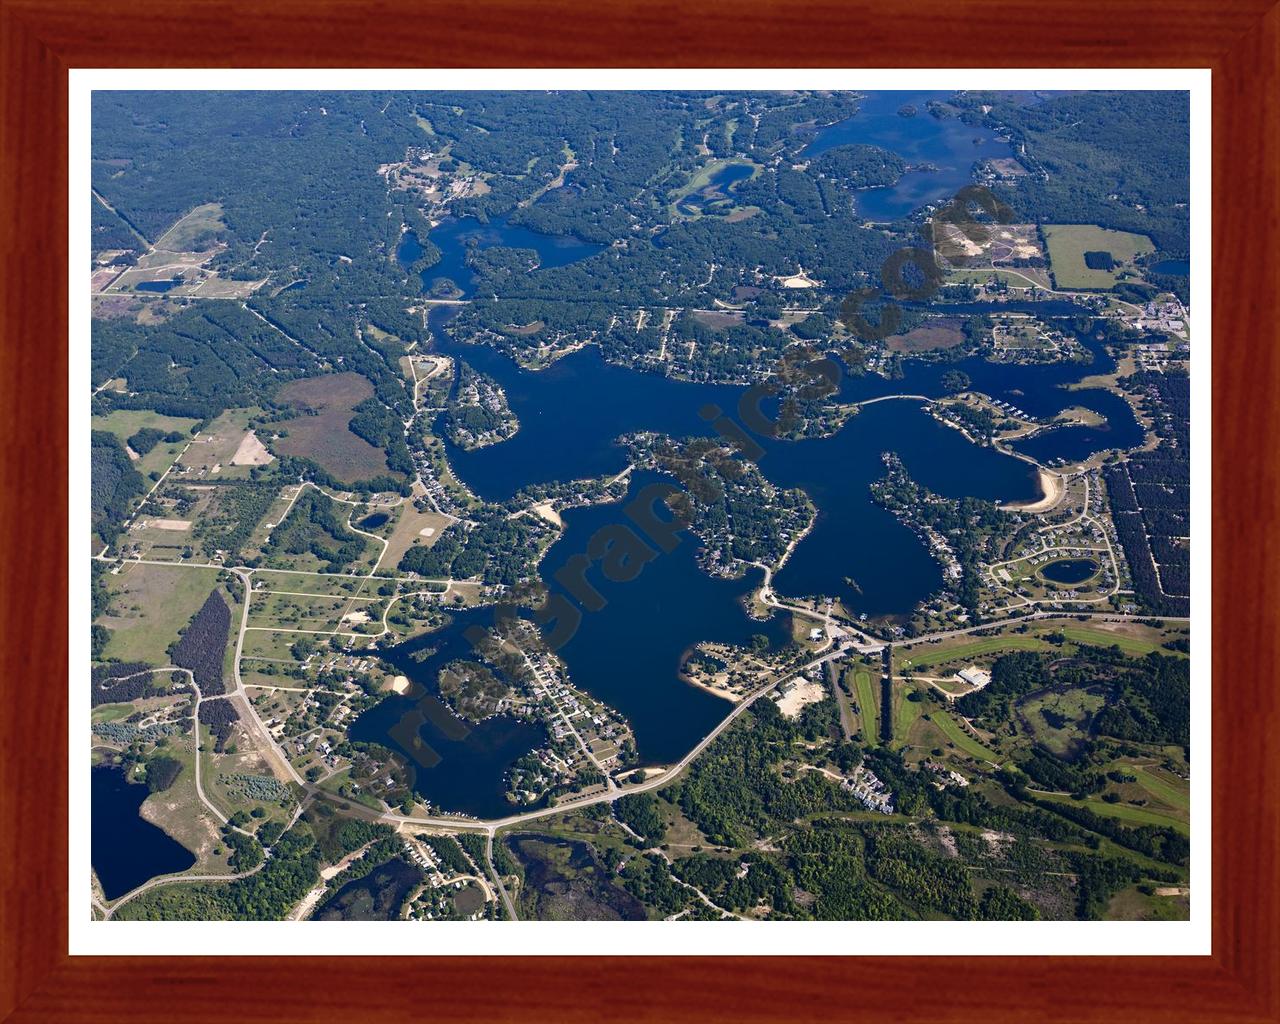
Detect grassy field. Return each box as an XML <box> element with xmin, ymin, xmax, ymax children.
<box><xmin>379</xmin><ymin>496</ymin><xmax>454</xmax><ymax>569</ymax></box>
<box><xmin>1019</xmin><ymin>687</ymin><xmax>1104</xmax><ymax>757</ymax></box>
<box><xmin>1042</xmin><ymin>224</ymin><xmax>1155</xmax><ymax>289</ymax></box>
<box><xmin>99</xmin><ymin>562</ymin><xmax>220</xmax><ymax>665</ymax></box>
<box><xmin>91</xmin><ymin>409</ymin><xmax>199</xmax><ymax>479</ymax></box>
<box><xmin>1056</xmin><ymin>625</ymin><xmax>1170</xmax><ymax>657</ymax></box>
<box><xmin>154</xmin><ymin>202</ymin><xmax>226</xmax><ymax>251</ymax></box>
<box><xmin>851</xmin><ymin>668</ymin><xmax>879</xmax><ymax>746</ymax></box>
<box><xmin>927</xmin><ymin>710</ymin><xmax>1002</xmax><ymax>764</ymax></box>
<box><xmin>885</xmin><ymin>324</ymin><xmax>965</xmax><ymax>353</ymax></box>
<box><xmin>178</xmin><ymin>407</ymin><xmax>262</xmax><ymax>478</ymax></box>
<box><xmin>1035</xmin><ymin>790</ymin><xmax>1189</xmax><ymax>835</ymax></box>
<box><xmin>273</xmin><ymin>373</ymin><xmax>394</xmax><ymax>484</ymax></box>
<box><xmin>892</xmin><ymin>684</ymin><xmax>925</xmax><ymax>745</ymax></box>
<box><xmin>946</xmin><ymin>267</ymin><xmax>1052</xmax><ymax>289</ymax></box>
<box><xmin>898</xmin><ymin>634</ymin><xmax>1051</xmax><ymax>672</ymax></box>
<box><xmin>1128</xmin><ymin>763</ymin><xmax>1190</xmax><ymax>811</ymax></box>
<box><xmin>248</xmin><ymin>592</ymin><xmax>357</xmax><ymax>633</ymax></box>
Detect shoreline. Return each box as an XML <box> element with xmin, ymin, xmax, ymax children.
<box><xmin>1005</xmin><ymin>467</ymin><xmax>1065</xmax><ymax>513</ymax></box>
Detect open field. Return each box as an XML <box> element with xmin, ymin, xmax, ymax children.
<box><xmin>98</xmin><ymin>562</ymin><xmax>220</xmax><ymax>665</ymax></box>
<box><xmin>898</xmin><ymin>634</ymin><xmax>1051</xmax><ymax>673</ymax></box>
<box><xmin>850</xmin><ymin>667</ymin><xmax>879</xmax><ymax>746</ymax></box>
<box><xmin>379</xmin><ymin>497</ymin><xmax>454</xmax><ymax>569</ymax></box>
<box><xmin>946</xmin><ymin>267</ymin><xmax>1052</xmax><ymax>290</ymax></box>
<box><xmin>153</xmin><ymin>202</ymin><xmax>225</xmax><ymax>252</ymax></box>
<box><xmin>272</xmin><ymin>373</ymin><xmax>393</xmax><ymax>483</ymax></box>
<box><xmin>248</xmin><ymin>592</ymin><xmax>357</xmax><ymax>633</ymax></box>
<box><xmin>1127</xmin><ymin>763</ymin><xmax>1191</xmax><ymax>811</ymax></box>
<box><xmin>927</xmin><ymin>709</ymin><xmax>1002</xmax><ymax>763</ymax></box>
<box><xmin>139</xmin><ymin>735</ymin><xmax>232</xmax><ymax>873</ymax></box>
<box><xmin>1042</xmin><ymin>224</ymin><xmax>1155</xmax><ymax>289</ymax></box>
<box><xmin>91</xmin><ymin>409</ymin><xmax>199</xmax><ymax>479</ymax></box>
<box><xmin>252</xmin><ymin>570</ymin><xmax>373</xmax><ymax>597</ymax></box>
<box><xmin>898</xmin><ymin>619</ymin><xmax>1184</xmax><ymax>675</ymax></box>
<box><xmin>1035</xmin><ymin>790</ymin><xmax>1189</xmax><ymax>836</ymax></box>
<box><xmin>892</xmin><ymin>683</ymin><xmax>925</xmax><ymax>744</ymax></box>
<box><xmin>885</xmin><ymin>323</ymin><xmax>965</xmax><ymax>354</ymax></box>
<box><xmin>178</xmin><ymin>407</ymin><xmax>263</xmax><ymax>479</ymax></box>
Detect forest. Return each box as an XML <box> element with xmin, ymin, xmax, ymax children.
<box><xmin>170</xmin><ymin>589</ymin><xmax>231</xmax><ymax>694</ymax></box>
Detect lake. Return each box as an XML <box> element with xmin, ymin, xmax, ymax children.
<box><xmin>805</xmin><ymin>90</ymin><xmax>1015</xmax><ymax>222</ymax></box>
<box><xmin>398</xmin><ymin>215</ymin><xmax>604</xmax><ymax>299</ymax></box>
<box><xmin>1150</xmin><ymin>258</ymin><xmax>1190</xmax><ymax>277</ymax></box>
<box><xmin>365</xmin><ymin>106</ymin><xmax>1149</xmax><ymax>813</ymax></box>
<box><xmin>92</xmin><ymin>765</ymin><xmax>196</xmax><ymax>900</ymax></box>
<box><xmin>348</xmin><ymin>606</ymin><xmax>549</xmax><ymax>819</ymax></box>
<box><xmin>358</xmin><ymin>512</ymin><xmax>389</xmax><ymax>530</ymax></box>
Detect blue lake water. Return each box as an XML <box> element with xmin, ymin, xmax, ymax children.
<box><xmin>135</xmin><ymin>279</ymin><xmax>178</xmax><ymax>293</ymax></box>
<box><xmin>398</xmin><ymin>215</ymin><xmax>605</xmax><ymax>299</ymax></box>
<box><xmin>357</xmin><ymin>101</ymin><xmax>1149</xmax><ymax>814</ymax></box>
<box><xmin>348</xmin><ymin>606</ymin><xmax>549</xmax><ymax>819</ymax></box>
<box><xmin>1039</xmin><ymin>558</ymin><xmax>1099</xmax><ymax>585</ymax></box>
<box><xmin>1150</xmin><ymin>258</ymin><xmax>1190</xmax><ymax>277</ymax></box>
<box><xmin>92</xmin><ymin>765</ymin><xmax>196</xmax><ymax>900</ymax></box>
<box><xmin>805</xmin><ymin>90</ymin><xmax>1014</xmax><ymax>221</ymax></box>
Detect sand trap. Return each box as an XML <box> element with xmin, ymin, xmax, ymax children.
<box><xmin>231</xmin><ymin>430</ymin><xmax>274</xmax><ymax>466</ymax></box>
<box><xmin>531</xmin><ymin>501</ymin><xmax>563</xmax><ymax>528</ymax></box>
<box><xmin>418</xmin><ymin>527</ymin><xmax>436</xmax><ymax>537</ymax></box>
<box><xmin>390</xmin><ymin>675</ymin><xmax>411</xmax><ymax>694</ymax></box>
<box><xmin>148</xmin><ymin>519</ymin><xmax>192</xmax><ymax>531</ymax></box>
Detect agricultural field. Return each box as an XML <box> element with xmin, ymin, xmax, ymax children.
<box><xmin>1042</xmin><ymin>224</ymin><xmax>1155</xmax><ymax>289</ymax></box>
<box><xmin>271</xmin><ymin>373</ymin><xmax>393</xmax><ymax>483</ymax></box>
<box><xmin>96</xmin><ymin>562</ymin><xmax>221</xmax><ymax>665</ymax></box>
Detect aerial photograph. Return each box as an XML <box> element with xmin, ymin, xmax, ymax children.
<box><xmin>89</xmin><ymin>88</ymin><xmax>1192</xmax><ymax>924</ymax></box>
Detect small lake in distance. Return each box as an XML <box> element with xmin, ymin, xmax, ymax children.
<box><xmin>1039</xmin><ymin>558</ymin><xmax>1100</xmax><ymax>585</ymax></box>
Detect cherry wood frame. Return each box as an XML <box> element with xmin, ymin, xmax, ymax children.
<box><xmin>2</xmin><ymin>1</ymin><xmax>1277</xmax><ymax>1020</ymax></box>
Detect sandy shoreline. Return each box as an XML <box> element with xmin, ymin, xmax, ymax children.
<box><xmin>1006</xmin><ymin>468</ymin><xmax>1065</xmax><ymax>513</ymax></box>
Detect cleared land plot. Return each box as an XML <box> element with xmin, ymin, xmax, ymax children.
<box><xmin>98</xmin><ymin>562</ymin><xmax>220</xmax><ymax>665</ymax></box>
<box><xmin>1042</xmin><ymin>225</ymin><xmax>1154</xmax><ymax>290</ymax></box>
<box><xmin>240</xmin><ymin>629</ymin><xmax>315</xmax><ymax>662</ymax></box>
<box><xmin>154</xmin><ymin>202</ymin><xmax>226</xmax><ymax>252</ymax></box>
<box><xmin>1127</xmin><ymin>763</ymin><xmax>1190</xmax><ymax>811</ymax></box>
<box><xmin>272</xmin><ymin>373</ymin><xmax>393</xmax><ymax>483</ymax></box>
<box><xmin>885</xmin><ymin>323</ymin><xmax>965</xmax><ymax>354</ymax></box>
<box><xmin>178</xmin><ymin>408</ymin><xmax>262</xmax><ymax>479</ymax></box>
<box><xmin>947</xmin><ymin>267</ymin><xmax>1051</xmax><ymax>289</ymax></box>
<box><xmin>91</xmin><ymin>409</ymin><xmax>199</xmax><ymax>479</ymax></box>
<box><xmin>248</xmin><ymin>592</ymin><xmax>357</xmax><ymax>632</ymax></box>
<box><xmin>251</xmin><ymin>570</ymin><xmax>372</xmax><ymax>597</ymax></box>
<box><xmin>380</xmin><ymin>499</ymin><xmax>455</xmax><ymax>568</ymax></box>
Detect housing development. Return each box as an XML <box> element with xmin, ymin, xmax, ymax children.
<box><xmin>90</xmin><ymin>89</ymin><xmax>1192</xmax><ymax>923</ymax></box>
